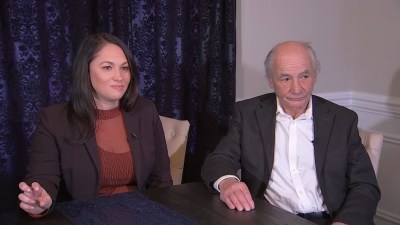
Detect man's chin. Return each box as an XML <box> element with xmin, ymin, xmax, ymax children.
<box><xmin>283</xmin><ymin>101</ymin><xmax>308</xmax><ymax>110</ymax></box>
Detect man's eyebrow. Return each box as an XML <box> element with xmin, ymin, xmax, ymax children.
<box><xmin>299</xmin><ymin>69</ymin><xmax>311</xmax><ymax>75</ymax></box>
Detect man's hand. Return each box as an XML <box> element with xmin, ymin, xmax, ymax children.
<box><xmin>219</xmin><ymin>178</ymin><xmax>255</xmax><ymax>211</ymax></box>
<box><xmin>18</xmin><ymin>182</ymin><xmax>52</xmax><ymax>217</ymax></box>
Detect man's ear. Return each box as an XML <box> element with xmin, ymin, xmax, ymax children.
<box><xmin>267</xmin><ymin>77</ymin><xmax>274</xmax><ymax>89</ymax></box>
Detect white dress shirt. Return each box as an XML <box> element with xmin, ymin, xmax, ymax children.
<box><xmin>265</xmin><ymin>98</ymin><xmax>326</xmax><ymax>213</ymax></box>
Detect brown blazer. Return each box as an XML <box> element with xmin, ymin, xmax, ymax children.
<box><xmin>24</xmin><ymin>97</ymin><xmax>172</xmax><ymax>203</ymax></box>
<box><xmin>201</xmin><ymin>93</ymin><xmax>380</xmax><ymax>225</ymax></box>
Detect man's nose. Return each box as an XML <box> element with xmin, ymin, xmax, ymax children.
<box><xmin>291</xmin><ymin>79</ymin><xmax>301</xmax><ymax>93</ymax></box>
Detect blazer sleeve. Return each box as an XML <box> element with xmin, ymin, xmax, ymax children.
<box><xmin>24</xmin><ymin>108</ymin><xmax>62</xmax><ymax>208</ymax></box>
<box><xmin>332</xmin><ymin>115</ymin><xmax>381</xmax><ymax>224</ymax></box>
<box><xmin>144</xmin><ymin>103</ymin><xmax>173</xmax><ymax>188</ymax></box>
<box><xmin>201</xmin><ymin>104</ymin><xmax>243</xmax><ymax>191</ymax></box>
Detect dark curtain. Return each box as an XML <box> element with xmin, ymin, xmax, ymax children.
<box><xmin>0</xmin><ymin>0</ymin><xmax>235</xmax><ymax>212</ymax></box>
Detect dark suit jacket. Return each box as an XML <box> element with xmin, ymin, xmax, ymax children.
<box><xmin>201</xmin><ymin>93</ymin><xmax>380</xmax><ymax>225</ymax></box>
<box><xmin>24</xmin><ymin>97</ymin><xmax>172</xmax><ymax>204</ymax></box>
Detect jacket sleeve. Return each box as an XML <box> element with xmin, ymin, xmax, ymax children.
<box><xmin>201</xmin><ymin>104</ymin><xmax>243</xmax><ymax>191</ymax></box>
<box><xmin>332</xmin><ymin>115</ymin><xmax>381</xmax><ymax>225</ymax></box>
<box><xmin>24</xmin><ymin>108</ymin><xmax>62</xmax><ymax>212</ymax></box>
<box><xmin>144</xmin><ymin>103</ymin><xmax>173</xmax><ymax>188</ymax></box>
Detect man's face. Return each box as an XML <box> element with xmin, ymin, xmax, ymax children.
<box><xmin>268</xmin><ymin>42</ymin><xmax>317</xmax><ymax>119</ymax></box>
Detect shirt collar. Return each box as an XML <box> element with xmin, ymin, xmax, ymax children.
<box><xmin>276</xmin><ymin>97</ymin><xmax>313</xmax><ymax>120</ymax></box>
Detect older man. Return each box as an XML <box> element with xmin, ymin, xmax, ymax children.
<box><xmin>201</xmin><ymin>41</ymin><xmax>380</xmax><ymax>225</ymax></box>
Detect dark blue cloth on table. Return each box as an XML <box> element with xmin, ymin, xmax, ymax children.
<box><xmin>55</xmin><ymin>191</ymin><xmax>198</xmax><ymax>225</ymax></box>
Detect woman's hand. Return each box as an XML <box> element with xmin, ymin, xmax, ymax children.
<box><xmin>18</xmin><ymin>182</ymin><xmax>52</xmax><ymax>217</ymax></box>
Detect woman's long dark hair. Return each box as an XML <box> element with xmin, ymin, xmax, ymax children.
<box><xmin>68</xmin><ymin>33</ymin><xmax>139</xmax><ymax>143</ymax></box>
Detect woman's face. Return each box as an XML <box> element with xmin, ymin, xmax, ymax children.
<box><xmin>89</xmin><ymin>43</ymin><xmax>131</xmax><ymax>110</ymax></box>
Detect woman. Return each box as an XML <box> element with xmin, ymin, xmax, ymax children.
<box><xmin>18</xmin><ymin>33</ymin><xmax>172</xmax><ymax>217</ymax></box>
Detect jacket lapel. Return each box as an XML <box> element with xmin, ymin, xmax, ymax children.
<box><xmin>72</xmin><ymin>120</ymin><xmax>100</xmax><ymax>175</ymax></box>
<box><xmin>84</xmin><ymin>135</ymin><xmax>100</xmax><ymax>176</ymax></box>
<box><xmin>123</xmin><ymin>110</ymin><xmax>143</xmax><ymax>188</ymax></box>
<box><xmin>312</xmin><ymin>96</ymin><xmax>335</xmax><ymax>178</ymax></box>
<box><xmin>76</xmin><ymin>122</ymin><xmax>100</xmax><ymax>191</ymax></box>
<box><xmin>255</xmin><ymin>95</ymin><xmax>277</xmax><ymax>176</ymax></box>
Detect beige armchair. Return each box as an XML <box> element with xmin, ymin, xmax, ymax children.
<box><xmin>160</xmin><ymin>116</ymin><xmax>190</xmax><ymax>185</ymax></box>
<box><xmin>359</xmin><ymin>128</ymin><xmax>383</xmax><ymax>175</ymax></box>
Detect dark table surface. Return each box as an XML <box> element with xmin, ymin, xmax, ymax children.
<box><xmin>0</xmin><ymin>182</ymin><xmax>315</xmax><ymax>225</ymax></box>
<box><xmin>142</xmin><ymin>182</ymin><xmax>315</xmax><ymax>225</ymax></box>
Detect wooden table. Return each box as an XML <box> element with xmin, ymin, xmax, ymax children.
<box><xmin>142</xmin><ymin>182</ymin><xmax>315</xmax><ymax>225</ymax></box>
<box><xmin>0</xmin><ymin>182</ymin><xmax>315</xmax><ymax>225</ymax></box>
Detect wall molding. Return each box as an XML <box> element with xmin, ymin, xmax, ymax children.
<box><xmin>376</xmin><ymin>208</ymin><xmax>400</xmax><ymax>224</ymax></box>
<box><xmin>383</xmin><ymin>134</ymin><xmax>400</xmax><ymax>146</ymax></box>
<box><xmin>317</xmin><ymin>91</ymin><xmax>400</xmax><ymax>119</ymax></box>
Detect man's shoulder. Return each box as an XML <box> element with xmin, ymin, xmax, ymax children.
<box><xmin>312</xmin><ymin>95</ymin><xmax>356</xmax><ymax>116</ymax></box>
<box><xmin>236</xmin><ymin>93</ymin><xmax>276</xmax><ymax>108</ymax></box>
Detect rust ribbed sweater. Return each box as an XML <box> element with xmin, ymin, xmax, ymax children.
<box><xmin>95</xmin><ymin>107</ymin><xmax>135</xmax><ymax>196</ymax></box>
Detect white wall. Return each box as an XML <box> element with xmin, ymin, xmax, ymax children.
<box><xmin>237</xmin><ymin>1</ymin><xmax>400</xmax><ymax>224</ymax></box>
<box><xmin>236</xmin><ymin>0</ymin><xmax>400</xmax><ymax>99</ymax></box>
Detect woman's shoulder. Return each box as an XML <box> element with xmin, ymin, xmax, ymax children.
<box><xmin>134</xmin><ymin>96</ymin><xmax>155</xmax><ymax>106</ymax></box>
<box><xmin>130</xmin><ymin>96</ymin><xmax>157</xmax><ymax>112</ymax></box>
<box><xmin>37</xmin><ymin>102</ymin><xmax>70</xmax><ymax>125</ymax></box>
<box><xmin>40</xmin><ymin>102</ymin><xmax>69</xmax><ymax>115</ymax></box>
<box><xmin>123</xmin><ymin>97</ymin><xmax>160</xmax><ymax>120</ymax></box>
<box><xmin>34</xmin><ymin>102</ymin><xmax>72</xmax><ymax>134</ymax></box>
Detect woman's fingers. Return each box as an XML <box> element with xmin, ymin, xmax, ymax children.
<box><xmin>18</xmin><ymin>181</ymin><xmax>52</xmax><ymax>216</ymax></box>
<box><xmin>18</xmin><ymin>193</ymin><xmax>35</xmax><ymax>205</ymax></box>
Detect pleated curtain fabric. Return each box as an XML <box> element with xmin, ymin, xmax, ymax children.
<box><xmin>0</xmin><ymin>0</ymin><xmax>235</xmax><ymax>211</ymax></box>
